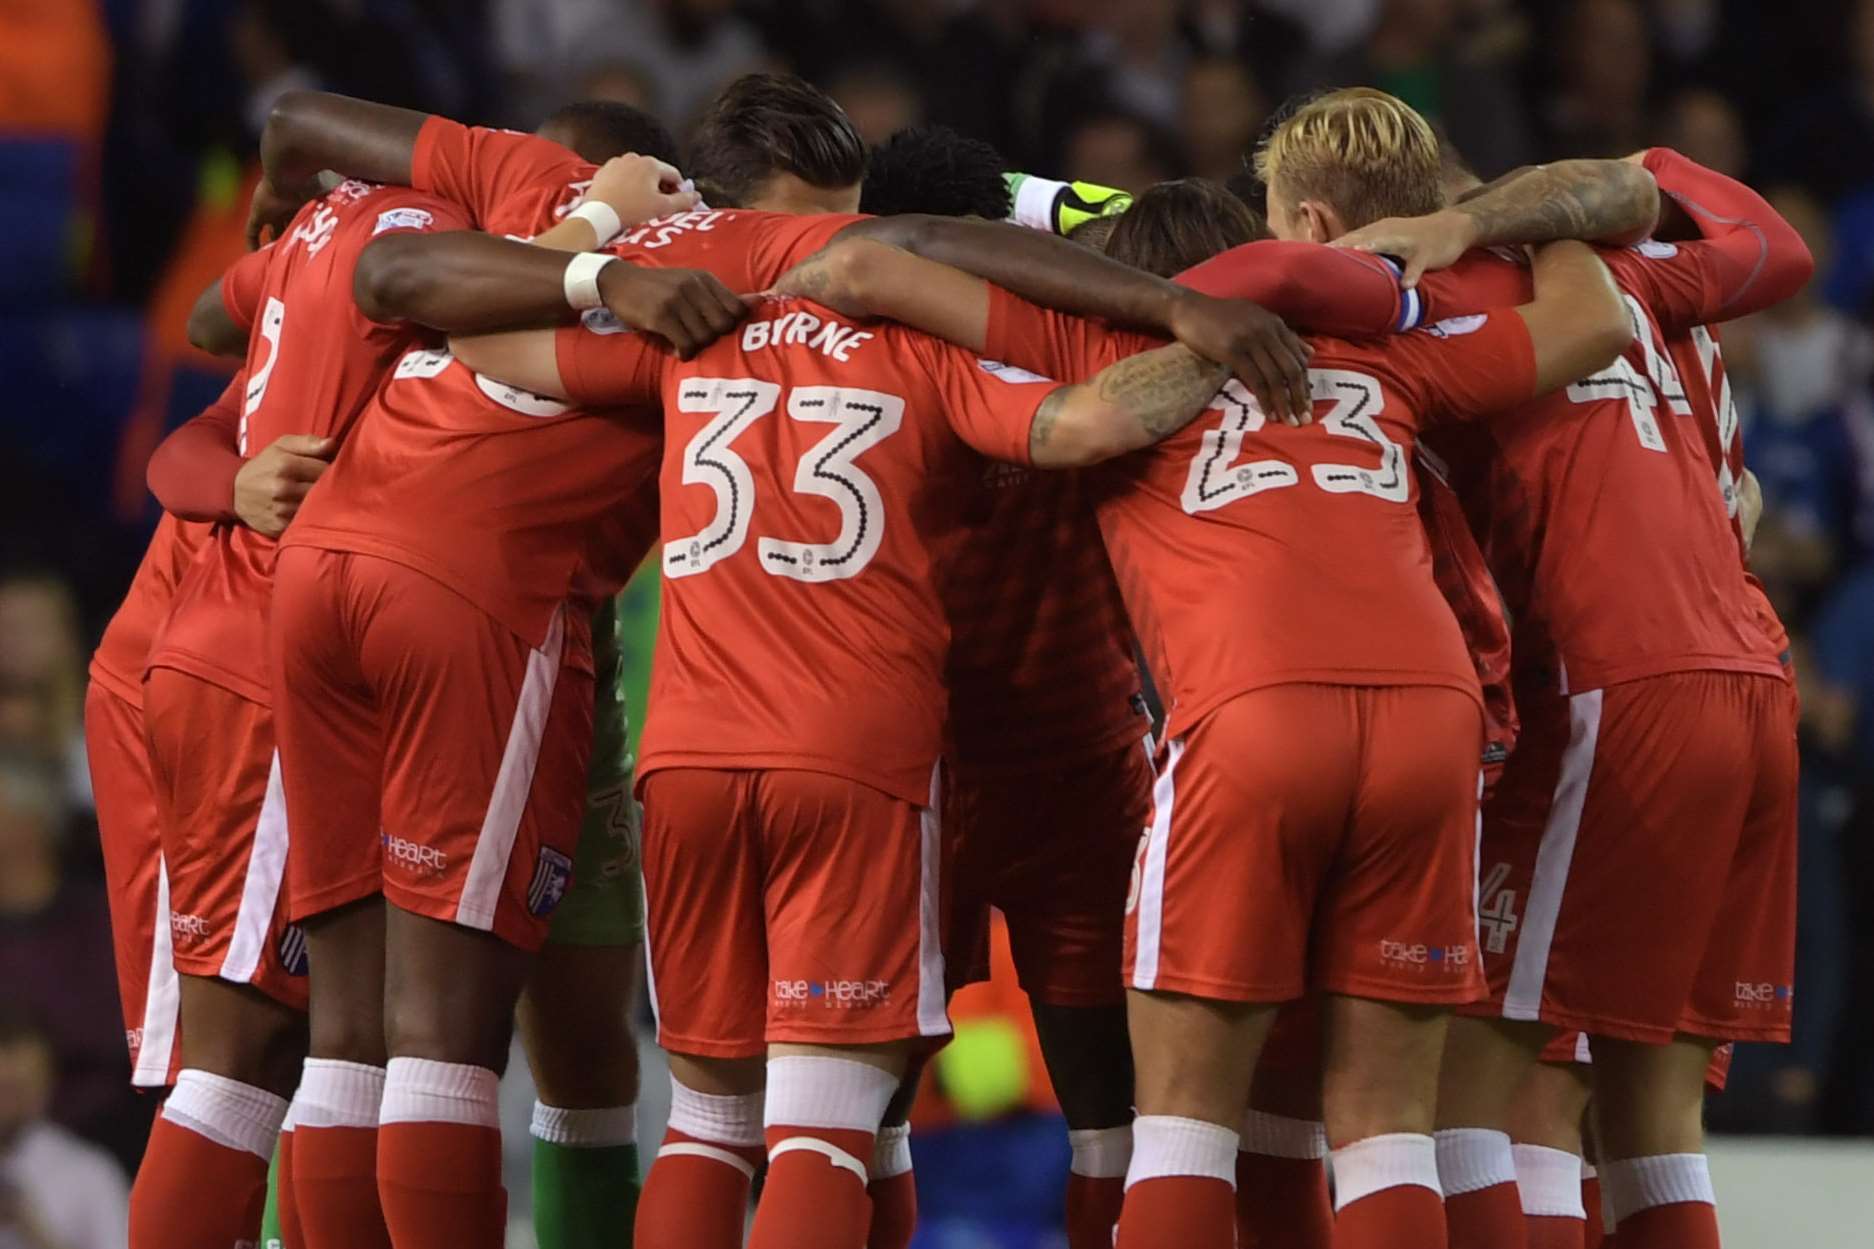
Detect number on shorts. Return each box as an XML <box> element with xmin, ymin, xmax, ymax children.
<box><xmin>240</xmin><ymin>296</ymin><xmax>287</xmax><ymax>455</ymax></box>
<box><xmin>664</xmin><ymin>379</ymin><xmax>904</xmax><ymax>582</ymax></box>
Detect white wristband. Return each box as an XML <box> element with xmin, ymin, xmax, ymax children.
<box><xmin>564</xmin><ymin>252</ymin><xmax>617</xmax><ymax>311</ymax></box>
<box><xmin>567</xmin><ymin>200</ymin><xmax>624</xmax><ymax>247</ymax></box>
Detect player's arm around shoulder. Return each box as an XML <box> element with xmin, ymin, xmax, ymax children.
<box><xmin>775</xmin><ymin>237</ymin><xmax>994</xmax><ymax>353</ymax></box>
<box><xmin>1516</xmin><ymin>241</ymin><xmax>1632</xmax><ymax>395</ymax></box>
<box><xmin>1027</xmin><ymin>343</ymin><xmax>1228</xmax><ymax>469</ymax></box>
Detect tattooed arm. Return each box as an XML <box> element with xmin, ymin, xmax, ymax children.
<box><xmin>1026</xmin><ymin>344</ymin><xmax>1227</xmax><ymax>468</ymax></box>
<box><xmin>1331</xmin><ymin>160</ymin><xmax>1661</xmax><ymax>285</ymax></box>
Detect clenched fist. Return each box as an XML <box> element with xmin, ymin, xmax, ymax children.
<box><xmin>235</xmin><ymin>434</ymin><xmax>337</xmax><ymax>537</ymax></box>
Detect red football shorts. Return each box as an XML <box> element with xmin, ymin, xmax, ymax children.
<box><xmin>1124</xmin><ymin>683</ymin><xmax>1486</xmax><ymax>1005</ymax></box>
<box><xmin>83</xmin><ymin>682</ymin><xmax>181</xmax><ymax>1087</ymax></box>
<box><xmin>1538</xmin><ymin>1030</ymin><xmax>1734</xmax><ymax>1091</ymax></box>
<box><xmin>269</xmin><ymin>548</ymin><xmax>593</xmax><ymax>951</ymax></box>
<box><xmin>1474</xmin><ymin>670</ymin><xmax>1797</xmax><ymax>1044</ymax></box>
<box><xmin>947</xmin><ymin>733</ymin><xmax>1154</xmax><ymax>1007</ymax></box>
<box><xmin>142</xmin><ymin>669</ymin><xmax>309</xmax><ymax>1011</ymax></box>
<box><xmin>639</xmin><ymin>766</ymin><xmax>950</xmax><ymax>1059</ymax></box>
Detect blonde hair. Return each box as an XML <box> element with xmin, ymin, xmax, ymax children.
<box><xmin>1254</xmin><ymin>88</ymin><xmax>1445</xmax><ymax>230</ymax></box>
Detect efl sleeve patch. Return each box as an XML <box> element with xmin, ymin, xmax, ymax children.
<box><xmin>374</xmin><ymin>206</ymin><xmax>436</xmax><ymax>235</ymax></box>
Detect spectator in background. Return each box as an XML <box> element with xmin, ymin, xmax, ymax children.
<box><xmin>0</xmin><ymin>575</ymin><xmax>87</xmax><ymax>813</ymax></box>
<box><xmin>1736</xmin><ymin>187</ymin><xmax>1874</xmax><ymax>572</ymax></box>
<box><xmin>0</xmin><ymin>1009</ymin><xmax>129</xmax><ymax>1249</ymax></box>
<box><xmin>1766</xmin><ymin>0</ymin><xmax>1874</xmax><ymax>203</ymax></box>
<box><xmin>826</xmin><ymin>59</ymin><xmax>927</xmax><ymax>148</ymax></box>
<box><xmin>1544</xmin><ymin>0</ymin><xmax>1654</xmax><ymax>158</ymax></box>
<box><xmin>1299</xmin><ymin>0</ymin><xmax>1533</xmax><ymax>174</ymax></box>
<box><xmin>574</xmin><ymin>59</ymin><xmax>664</xmax><ymax>117</ymax></box>
<box><xmin>1180</xmin><ymin>56</ymin><xmax>1267</xmax><ymax>185</ymax></box>
<box><xmin>1061</xmin><ymin>111</ymin><xmax>1184</xmax><ymax>195</ymax></box>
<box><xmin>0</xmin><ymin>1005</ymin><xmax>128</xmax><ymax>1245</ymax></box>
<box><xmin>1657</xmin><ymin>87</ymin><xmax>1749</xmax><ymax>179</ymax></box>
<box><xmin>0</xmin><ymin>753</ymin><xmax>141</xmax><ymax>1174</ymax></box>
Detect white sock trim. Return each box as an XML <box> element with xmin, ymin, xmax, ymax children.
<box><xmin>531</xmin><ymin>1102</ymin><xmax>638</xmax><ymax>1147</ymax></box>
<box><xmin>1331</xmin><ymin>1132</ymin><xmax>1441</xmax><ymax>1212</ymax></box>
<box><xmin>281</xmin><ymin>1102</ymin><xmax>297</xmax><ymax>1133</ymax></box>
<box><xmin>1434</xmin><ymin>1127</ymin><xmax>1517</xmax><ymax>1197</ymax></box>
<box><xmin>292</xmin><ymin>1060</ymin><xmax>385</xmax><ymax>1130</ymax></box>
<box><xmin>379</xmin><ymin>1057</ymin><xmax>499</xmax><ymax>1128</ymax></box>
<box><xmin>1582</xmin><ymin>1160</ymin><xmax>1598</xmax><ymax>1180</ymax></box>
<box><xmin>764</xmin><ymin>1056</ymin><xmax>897</xmax><ymax>1133</ymax></box>
<box><xmin>161</xmin><ymin>1069</ymin><xmax>290</xmax><ymax>1160</ymax></box>
<box><xmin>873</xmin><ymin>1123</ymin><xmax>913</xmax><ymax>1180</ymax></box>
<box><xmin>770</xmin><ymin>1135</ymin><xmax>869</xmax><ymax>1183</ymax></box>
<box><xmin>658</xmin><ymin>1141</ymin><xmax>756</xmax><ymax>1180</ymax></box>
<box><xmin>1239</xmin><ymin>1110</ymin><xmax>1327</xmax><ymax>1160</ymax></box>
<box><xmin>1069</xmin><ymin>1125</ymin><xmax>1134</xmax><ymax>1178</ymax></box>
<box><xmin>1514</xmin><ymin>1144</ymin><xmax>1587</xmax><ymax>1219</ymax></box>
<box><xmin>667</xmin><ymin>1077</ymin><xmax>764</xmax><ymax>1148</ymax></box>
<box><xmin>1124</xmin><ymin>1115</ymin><xmax>1238</xmax><ymax>1189</ymax></box>
<box><xmin>1602</xmin><ymin>1153</ymin><xmax>1715</xmax><ymax>1226</ymax></box>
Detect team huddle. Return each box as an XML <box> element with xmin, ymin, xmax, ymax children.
<box><xmin>87</xmin><ymin>71</ymin><xmax>1805</xmax><ymax>1249</ymax></box>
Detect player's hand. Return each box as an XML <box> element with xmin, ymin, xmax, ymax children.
<box><xmin>585</xmin><ymin>154</ymin><xmax>700</xmax><ymax>227</ymax></box>
<box><xmin>234</xmin><ymin>434</ymin><xmax>336</xmax><ymax>537</ymax></box>
<box><xmin>1166</xmin><ymin>290</ymin><xmax>1313</xmax><ymax>425</ymax></box>
<box><xmin>1331</xmin><ymin>208</ymin><xmax>1478</xmax><ymax>287</ymax></box>
<box><xmin>599</xmin><ymin>264</ymin><xmax>750</xmax><ymax>358</ymax></box>
<box><xmin>246</xmin><ymin>175</ymin><xmax>310</xmax><ymax>250</ymax></box>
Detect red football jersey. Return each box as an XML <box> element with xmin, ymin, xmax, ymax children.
<box><xmin>1417</xmin><ymin>246</ymin><xmax>1787</xmax><ymax>695</ymax></box>
<box><xmin>985</xmin><ymin>292</ymin><xmax>1539</xmax><ymax>741</ymax></box>
<box><xmin>90</xmin><ymin>513</ymin><xmax>215</xmax><ymax>710</ymax></box>
<box><xmin>555</xmin><ymin>296</ymin><xmax>1058</xmax><ymax>805</ymax></box>
<box><xmin>145</xmin><ymin>181</ymin><xmax>467</xmax><ymax>704</ymax></box>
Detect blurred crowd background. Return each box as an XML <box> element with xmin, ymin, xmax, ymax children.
<box><xmin>2</xmin><ymin>2</ymin><xmax>1872</xmax><ymax>1246</ymax></box>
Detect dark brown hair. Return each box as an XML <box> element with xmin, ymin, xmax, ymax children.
<box><xmin>686</xmin><ymin>74</ymin><xmax>866</xmax><ymax>207</ymax></box>
<box><xmin>537</xmin><ymin>100</ymin><xmax>680</xmax><ymax>167</ymax></box>
<box><xmin>1103</xmin><ymin>178</ymin><xmax>1266</xmax><ymax>277</ymax></box>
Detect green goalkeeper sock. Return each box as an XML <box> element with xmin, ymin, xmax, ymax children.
<box><xmin>531</xmin><ymin>1103</ymin><xmax>642</xmax><ymax>1249</ymax></box>
<box><xmin>259</xmin><ymin>1139</ymin><xmax>285</xmax><ymax>1249</ymax></box>
<box><xmin>1004</xmin><ymin>172</ymin><xmax>1133</xmax><ymax>235</ymax></box>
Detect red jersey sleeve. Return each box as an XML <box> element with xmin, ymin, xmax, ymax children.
<box><xmin>746</xmin><ymin>212</ymin><xmax>872</xmax><ymax>290</ymax></box>
<box><xmin>1614</xmin><ymin>148</ymin><xmax>1815</xmax><ymax>332</ymax></box>
<box><xmin>146</xmin><ymin>373</ymin><xmax>245</xmax><ymax>522</ymax></box>
<box><xmin>219</xmin><ymin>245</ymin><xmax>274</xmax><ymax>332</ymax></box>
<box><xmin>1389</xmin><ymin>312</ymin><xmax>1540</xmax><ymax>421</ymax></box>
<box><xmin>410</xmin><ymin>115</ymin><xmax>591</xmax><ymax>230</ymax></box>
<box><xmin>983</xmin><ymin>285</ymin><xmax>1151</xmax><ymax>380</ymax></box>
<box><xmin>553</xmin><ymin>321</ymin><xmax>672</xmax><ymax>407</ymax></box>
<box><xmin>911</xmin><ymin>333</ymin><xmax>1060</xmax><ymax>465</ymax></box>
<box><xmin>1176</xmin><ymin>240</ymin><xmax>1416</xmax><ymax>336</ymax></box>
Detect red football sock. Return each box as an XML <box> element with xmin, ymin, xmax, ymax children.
<box><xmin>1446</xmin><ymin>1183</ymin><xmax>1527</xmax><ymax>1249</ymax></box>
<box><xmin>130</xmin><ymin>1114</ymin><xmax>272</xmax><ymax>1249</ymax></box>
<box><xmin>635</xmin><ymin>1128</ymin><xmax>764</xmax><ymax>1249</ymax></box>
<box><xmin>1236</xmin><ymin>1153</ymin><xmax>1334</xmax><ymax>1249</ymax></box>
<box><xmin>295</xmin><ymin>1126</ymin><xmax>391</xmax><ymax>1249</ymax></box>
<box><xmin>1528</xmin><ymin>1216</ymin><xmax>1587</xmax><ymax>1249</ymax></box>
<box><xmin>1606</xmin><ymin>1204</ymin><xmax>1717</xmax><ymax>1249</ymax></box>
<box><xmin>866</xmin><ymin>1122</ymin><xmax>916</xmax><ymax>1249</ymax></box>
<box><xmin>749</xmin><ymin>1125</ymin><xmax>876</xmax><ymax>1249</ymax></box>
<box><xmin>277</xmin><ymin>1128</ymin><xmax>304</xmax><ymax>1249</ymax></box>
<box><xmin>1066</xmin><ymin>1173</ymin><xmax>1127</xmax><ymax>1249</ymax></box>
<box><xmin>375</xmin><ymin>1059</ymin><xmax>505</xmax><ymax>1249</ymax></box>
<box><xmin>1334</xmin><ymin>1185</ymin><xmax>1448</xmax><ymax>1249</ymax></box>
<box><xmin>1116</xmin><ymin>1176</ymin><xmax>1236</xmax><ymax>1249</ymax></box>
<box><xmin>1582</xmin><ymin>1176</ymin><xmax>1606</xmax><ymax>1249</ymax></box>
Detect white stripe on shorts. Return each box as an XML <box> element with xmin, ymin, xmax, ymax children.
<box><xmin>916</xmin><ymin>761</ymin><xmax>949</xmax><ymax>1037</ymax></box>
<box><xmin>1503</xmin><ymin>688</ymin><xmax>1602</xmax><ymax>1021</ymax></box>
<box><xmin>133</xmin><ymin>855</ymin><xmax>181</xmax><ymax>1087</ymax></box>
<box><xmin>221</xmin><ymin>751</ymin><xmax>289</xmax><ymax>984</ymax></box>
<box><xmin>457</xmin><ymin>604</ymin><xmax>566</xmax><ymax>931</ymax></box>
<box><xmin>1130</xmin><ymin>737</ymin><xmax>1184</xmax><ymax>991</ymax></box>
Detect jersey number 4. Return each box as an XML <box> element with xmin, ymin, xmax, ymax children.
<box><xmin>1181</xmin><ymin>369</ymin><xmax>1408</xmax><ymax>515</ymax></box>
<box><xmin>663</xmin><ymin>377</ymin><xmax>904</xmax><ymax>583</ymax></box>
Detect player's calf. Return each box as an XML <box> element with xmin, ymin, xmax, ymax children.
<box><xmin>1589</xmin><ymin>1035</ymin><xmax>1722</xmax><ymax>1249</ymax></box>
<box><xmin>637</xmin><ymin>1053</ymin><xmax>766</xmax><ymax>1249</ymax></box>
<box><xmin>1032</xmin><ymin>1002</ymin><xmax>1135</xmax><ymax>1249</ymax></box>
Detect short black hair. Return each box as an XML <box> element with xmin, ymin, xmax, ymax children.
<box><xmin>1104</xmin><ymin>178</ymin><xmax>1266</xmax><ymax>278</ymax></box>
<box><xmin>687</xmin><ymin>74</ymin><xmax>866</xmax><ymax>208</ymax></box>
<box><xmin>537</xmin><ymin>100</ymin><xmax>680</xmax><ymax>166</ymax></box>
<box><xmin>860</xmin><ymin>126</ymin><xmax>1011</xmax><ymax>219</ymax></box>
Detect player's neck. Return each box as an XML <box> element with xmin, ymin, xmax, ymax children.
<box><xmin>749</xmin><ymin>172</ymin><xmax>859</xmax><ymax>217</ymax></box>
